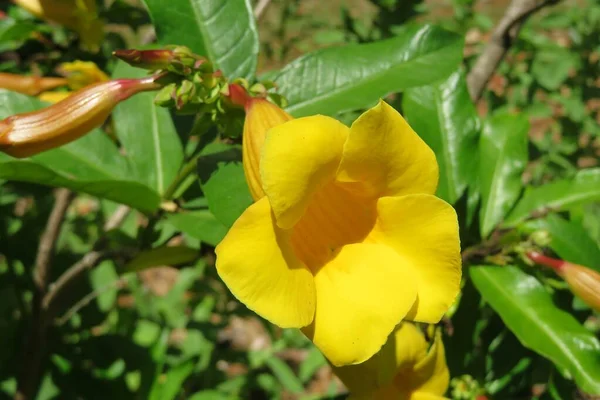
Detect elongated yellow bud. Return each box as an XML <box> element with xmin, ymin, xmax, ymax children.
<box><xmin>227</xmin><ymin>84</ymin><xmax>293</xmax><ymax>201</ymax></box>
<box><xmin>0</xmin><ymin>77</ymin><xmax>160</xmax><ymax>158</ymax></box>
<box><xmin>0</xmin><ymin>73</ymin><xmax>68</xmax><ymax>96</ymax></box>
<box><xmin>528</xmin><ymin>252</ymin><xmax>600</xmax><ymax>312</ymax></box>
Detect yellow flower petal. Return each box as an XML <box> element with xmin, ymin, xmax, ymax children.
<box><xmin>303</xmin><ymin>243</ymin><xmax>417</xmax><ymax>366</ymax></box>
<box><xmin>261</xmin><ymin>115</ymin><xmax>349</xmax><ymax>229</ymax></box>
<box><xmin>335</xmin><ymin>324</ymin><xmax>449</xmax><ymax>400</ymax></box>
<box><xmin>337</xmin><ymin>100</ymin><xmax>439</xmax><ymax>197</ymax></box>
<box><xmin>410</xmin><ymin>393</ymin><xmax>448</xmax><ymax>400</ymax></box>
<box><xmin>215</xmin><ymin>197</ymin><xmax>316</xmax><ymax>328</ymax></box>
<box><xmin>372</xmin><ymin>194</ymin><xmax>461</xmax><ymax>323</ymax></box>
<box><xmin>408</xmin><ymin>330</ymin><xmax>450</xmax><ymax>396</ymax></box>
<box><xmin>243</xmin><ymin>98</ymin><xmax>293</xmax><ymax>200</ymax></box>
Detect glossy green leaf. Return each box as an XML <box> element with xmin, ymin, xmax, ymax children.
<box><xmin>0</xmin><ymin>90</ymin><xmax>160</xmax><ymax>212</ymax></box>
<box><xmin>505</xmin><ymin>168</ymin><xmax>600</xmax><ymax>226</ymax></box>
<box><xmin>403</xmin><ymin>70</ymin><xmax>479</xmax><ymax>204</ymax></box>
<box><xmin>166</xmin><ymin>210</ymin><xmax>228</xmax><ymax>247</ymax></box>
<box><xmin>275</xmin><ymin>24</ymin><xmax>463</xmax><ymax>117</ymax></box>
<box><xmin>470</xmin><ymin>265</ymin><xmax>600</xmax><ymax>394</ymax></box>
<box><xmin>479</xmin><ymin>113</ymin><xmax>529</xmax><ymax>237</ymax></box>
<box><xmin>196</xmin><ymin>145</ymin><xmax>252</xmax><ymax>228</ymax></box>
<box><xmin>112</xmin><ymin>62</ymin><xmax>184</xmax><ymax>196</ymax></box>
<box><xmin>201</xmin><ymin>162</ymin><xmax>252</xmax><ymax>228</ymax></box>
<box><xmin>541</xmin><ymin>214</ymin><xmax>600</xmax><ymax>271</ymax></box>
<box><xmin>123</xmin><ymin>246</ymin><xmax>198</xmax><ymax>273</ymax></box>
<box><xmin>141</xmin><ymin>0</ymin><xmax>258</xmax><ymax>79</ymax></box>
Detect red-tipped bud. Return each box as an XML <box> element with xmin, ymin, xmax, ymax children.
<box><xmin>113</xmin><ymin>49</ymin><xmax>175</xmax><ymax>70</ymax></box>
<box><xmin>0</xmin><ymin>76</ymin><xmax>161</xmax><ymax>158</ymax></box>
<box><xmin>528</xmin><ymin>252</ymin><xmax>600</xmax><ymax>312</ymax></box>
<box><xmin>0</xmin><ymin>73</ymin><xmax>68</xmax><ymax>96</ymax></box>
<box><xmin>526</xmin><ymin>252</ymin><xmax>566</xmax><ymax>274</ymax></box>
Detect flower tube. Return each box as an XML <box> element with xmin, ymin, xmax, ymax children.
<box><xmin>0</xmin><ymin>73</ymin><xmax>67</xmax><ymax>96</ymax></box>
<box><xmin>0</xmin><ymin>76</ymin><xmax>160</xmax><ymax>158</ymax></box>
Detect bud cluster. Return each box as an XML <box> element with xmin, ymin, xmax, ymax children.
<box><xmin>114</xmin><ymin>46</ymin><xmax>286</xmax><ymax>138</ymax></box>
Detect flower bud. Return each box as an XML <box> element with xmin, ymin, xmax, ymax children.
<box><xmin>227</xmin><ymin>84</ymin><xmax>293</xmax><ymax>200</ymax></box>
<box><xmin>527</xmin><ymin>252</ymin><xmax>600</xmax><ymax>312</ymax></box>
<box><xmin>113</xmin><ymin>46</ymin><xmax>204</xmax><ymax>73</ymax></box>
<box><xmin>0</xmin><ymin>73</ymin><xmax>68</xmax><ymax>96</ymax></box>
<box><xmin>113</xmin><ymin>49</ymin><xmax>176</xmax><ymax>70</ymax></box>
<box><xmin>57</xmin><ymin>61</ymin><xmax>109</xmax><ymax>90</ymax></box>
<box><xmin>0</xmin><ymin>76</ymin><xmax>161</xmax><ymax>158</ymax></box>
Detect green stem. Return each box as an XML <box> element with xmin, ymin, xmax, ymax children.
<box><xmin>162</xmin><ymin>152</ymin><xmax>202</xmax><ymax>200</ymax></box>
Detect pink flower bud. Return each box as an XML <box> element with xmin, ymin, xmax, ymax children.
<box><xmin>0</xmin><ymin>76</ymin><xmax>160</xmax><ymax>158</ymax></box>
<box><xmin>527</xmin><ymin>252</ymin><xmax>600</xmax><ymax>312</ymax></box>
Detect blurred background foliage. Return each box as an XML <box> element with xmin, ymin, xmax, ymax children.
<box><xmin>1</xmin><ymin>0</ymin><xmax>600</xmax><ymax>399</ymax></box>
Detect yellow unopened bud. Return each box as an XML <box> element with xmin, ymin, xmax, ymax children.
<box><xmin>528</xmin><ymin>252</ymin><xmax>600</xmax><ymax>312</ymax></box>
<box><xmin>0</xmin><ymin>72</ymin><xmax>68</xmax><ymax>96</ymax></box>
<box><xmin>58</xmin><ymin>60</ymin><xmax>109</xmax><ymax>90</ymax></box>
<box><xmin>0</xmin><ymin>76</ymin><xmax>161</xmax><ymax>158</ymax></box>
<box><xmin>227</xmin><ymin>84</ymin><xmax>292</xmax><ymax>200</ymax></box>
<box><xmin>37</xmin><ymin>91</ymin><xmax>71</xmax><ymax>103</ymax></box>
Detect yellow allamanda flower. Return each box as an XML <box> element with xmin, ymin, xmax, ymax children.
<box><xmin>216</xmin><ymin>91</ymin><xmax>462</xmax><ymax>366</ymax></box>
<box><xmin>12</xmin><ymin>0</ymin><xmax>104</xmax><ymax>51</ymax></box>
<box><xmin>334</xmin><ymin>323</ymin><xmax>450</xmax><ymax>400</ymax></box>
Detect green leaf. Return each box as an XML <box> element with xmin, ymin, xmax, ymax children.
<box><xmin>0</xmin><ymin>18</ymin><xmax>38</xmax><ymax>52</ymax></box>
<box><xmin>188</xmin><ymin>391</ymin><xmax>229</xmax><ymax>400</ymax></box>
<box><xmin>89</xmin><ymin>261</ymin><xmax>119</xmax><ymax>312</ymax></box>
<box><xmin>505</xmin><ymin>168</ymin><xmax>600</xmax><ymax>226</ymax></box>
<box><xmin>275</xmin><ymin>24</ymin><xmax>463</xmax><ymax>117</ymax></box>
<box><xmin>264</xmin><ymin>356</ymin><xmax>304</xmax><ymax>394</ymax></box>
<box><xmin>0</xmin><ymin>90</ymin><xmax>160</xmax><ymax>212</ymax></box>
<box><xmin>112</xmin><ymin>62</ymin><xmax>184</xmax><ymax>196</ymax></box>
<box><xmin>403</xmin><ymin>69</ymin><xmax>480</xmax><ymax>204</ymax></box>
<box><xmin>198</xmin><ymin>146</ymin><xmax>252</xmax><ymax>228</ymax></box>
<box><xmin>148</xmin><ymin>361</ymin><xmax>195</xmax><ymax>400</ymax></box>
<box><xmin>166</xmin><ymin>210</ymin><xmax>228</xmax><ymax>246</ymax></box>
<box><xmin>141</xmin><ymin>0</ymin><xmax>258</xmax><ymax>79</ymax></box>
<box><xmin>479</xmin><ymin>112</ymin><xmax>529</xmax><ymax>237</ymax></box>
<box><xmin>541</xmin><ymin>214</ymin><xmax>600</xmax><ymax>271</ymax></box>
<box><xmin>123</xmin><ymin>246</ymin><xmax>198</xmax><ymax>273</ymax></box>
<box><xmin>531</xmin><ymin>49</ymin><xmax>579</xmax><ymax>91</ymax></box>
<box><xmin>470</xmin><ymin>265</ymin><xmax>600</xmax><ymax>394</ymax></box>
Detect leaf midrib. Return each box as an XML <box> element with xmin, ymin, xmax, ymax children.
<box><xmin>477</xmin><ymin>268</ymin><xmax>600</xmax><ymax>387</ymax></box>
<box><xmin>284</xmin><ymin>29</ymin><xmax>459</xmax><ymax>114</ymax></box>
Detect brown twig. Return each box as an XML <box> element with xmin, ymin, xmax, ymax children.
<box><xmin>16</xmin><ymin>188</ymin><xmax>74</xmax><ymax>400</ymax></box>
<box><xmin>56</xmin><ymin>276</ymin><xmax>129</xmax><ymax>326</ymax></box>
<box><xmin>103</xmin><ymin>205</ymin><xmax>131</xmax><ymax>232</ymax></box>
<box><xmin>254</xmin><ymin>0</ymin><xmax>272</xmax><ymax>20</ymax></box>
<box><xmin>42</xmin><ymin>205</ymin><xmax>132</xmax><ymax>313</ymax></box>
<box><xmin>43</xmin><ymin>250</ymin><xmax>111</xmax><ymax>311</ymax></box>
<box><xmin>32</xmin><ymin>189</ymin><xmax>74</xmax><ymax>293</ymax></box>
<box><xmin>466</xmin><ymin>0</ymin><xmax>560</xmax><ymax>101</ymax></box>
